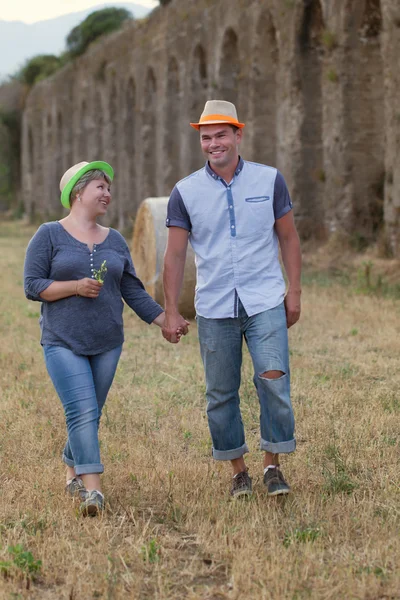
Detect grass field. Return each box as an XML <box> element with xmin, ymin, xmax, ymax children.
<box><xmin>0</xmin><ymin>220</ymin><xmax>399</xmax><ymax>599</ymax></box>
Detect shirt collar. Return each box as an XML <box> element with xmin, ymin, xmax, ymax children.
<box><xmin>205</xmin><ymin>156</ymin><xmax>244</xmax><ymax>180</ymax></box>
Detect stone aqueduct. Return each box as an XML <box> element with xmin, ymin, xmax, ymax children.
<box><xmin>21</xmin><ymin>0</ymin><xmax>400</xmax><ymax>253</ymax></box>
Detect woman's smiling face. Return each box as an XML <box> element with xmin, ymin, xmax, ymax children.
<box><xmin>80</xmin><ymin>178</ymin><xmax>112</xmax><ymax>215</ymax></box>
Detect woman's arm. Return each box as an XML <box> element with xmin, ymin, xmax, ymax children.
<box><xmin>152</xmin><ymin>311</ymin><xmax>165</xmax><ymax>327</ymax></box>
<box><xmin>24</xmin><ymin>225</ymin><xmax>55</xmax><ymax>302</ymax></box>
<box><xmin>119</xmin><ymin>238</ymin><xmax>164</xmax><ymax>324</ymax></box>
<box><xmin>40</xmin><ymin>278</ymin><xmax>102</xmax><ymax>301</ymax></box>
<box><xmin>120</xmin><ymin>266</ymin><xmax>164</xmax><ymax>324</ymax></box>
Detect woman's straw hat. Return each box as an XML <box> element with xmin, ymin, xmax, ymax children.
<box><xmin>190</xmin><ymin>100</ymin><xmax>245</xmax><ymax>130</ymax></box>
<box><xmin>60</xmin><ymin>161</ymin><xmax>114</xmax><ymax>209</ymax></box>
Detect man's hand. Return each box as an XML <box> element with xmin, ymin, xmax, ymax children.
<box><xmin>162</xmin><ymin>312</ymin><xmax>190</xmax><ymax>343</ymax></box>
<box><xmin>284</xmin><ymin>290</ymin><xmax>301</xmax><ymax>328</ymax></box>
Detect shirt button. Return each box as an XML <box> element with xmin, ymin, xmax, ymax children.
<box><xmin>229</xmin><ymin>205</ymin><xmax>233</xmax><ymax>209</ymax></box>
<box><xmin>91</xmin><ymin>269</ymin><xmax>94</xmax><ymax>272</ymax></box>
<box><xmin>94</xmin><ymin>249</ymin><xmax>96</xmax><ymax>252</ymax></box>
<box><xmin>231</xmin><ymin>225</ymin><xmax>235</xmax><ymax>229</ymax></box>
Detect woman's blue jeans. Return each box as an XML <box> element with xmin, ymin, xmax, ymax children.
<box><xmin>197</xmin><ymin>301</ymin><xmax>296</xmax><ymax>460</ymax></box>
<box><xmin>43</xmin><ymin>345</ymin><xmax>122</xmax><ymax>475</ymax></box>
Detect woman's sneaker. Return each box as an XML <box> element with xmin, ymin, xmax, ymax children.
<box><xmin>263</xmin><ymin>467</ymin><xmax>290</xmax><ymax>496</ymax></box>
<box><xmin>65</xmin><ymin>477</ymin><xmax>87</xmax><ymax>500</ymax></box>
<box><xmin>79</xmin><ymin>490</ymin><xmax>105</xmax><ymax>516</ymax></box>
<box><xmin>230</xmin><ymin>470</ymin><xmax>253</xmax><ymax>498</ymax></box>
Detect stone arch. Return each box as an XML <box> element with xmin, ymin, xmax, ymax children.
<box><xmin>53</xmin><ymin>111</ymin><xmax>63</xmax><ymax>211</ymax></box>
<box><xmin>190</xmin><ymin>44</ymin><xmax>208</xmax><ymax>172</ymax></box>
<box><xmin>360</xmin><ymin>0</ymin><xmax>382</xmax><ymax>38</ymax></box>
<box><xmin>219</xmin><ymin>28</ymin><xmax>240</xmax><ymax>106</ymax></box>
<box><xmin>125</xmin><ymin>77</ymin><xmax>136</xmax><ymax>157</ymax></box>
<box><xmin>93</xmin><ymin>90</ymin><xmax>104</xmax><ymax>159</ymax></box>
<box><xmin>35</xmin><ymin>117</ymin><xmax>44</xmax><ymax>214</ymax></box>
<box><xmin>142</xmin><ymin>68</ymin><xmax>157</xmax><ymax>199</ymax></box>
<box><xmin>65</xmin><ymin>90</ymin><xmax>74</xmax><ymax>167</ymax></box>
<box><xmin>348</xmin><ymin>0</ymin><xmax>384</xmax><ymax>241</ymax></box>
<box><xmin>28</xmin><ymin>126</ymin><xmax>34</xmax><ymax>174</ymax></box>
<box><xmin>164</xmin><ymin>56</ymin><xmax>181</xmax><ymax>192</ymax></box>
<box><xmin>25</xmin><ymin>124</ymin><xmax>35</xmax><ymax>218</ymax></box>
<box><xmin>79</xmin><ymin>99</ymin><xmax>88</xmax><ymax>160</ymax></box>
<box><xmin>45</xmin><ymin>113</ymin><xmax>59</xmax><ymax>214</ymax></box>
<box><xmin>105</xmin><ymin>77</ymin><xmax>119</xmax><ymax>224</ymax></box>
<box><xmin>296</xmin><ymin>0</ymin><xmax>325</xmax><ymax>239</ymax></box>
<box><xmin>119</xmin><ymin>76</ymin><xmax>137</xmax><ymax>226</ymax></box>
<box><xmin>46</xmin><ymin>113</ymin><xmax>52</xmax><ymax>152</ymax></box>
<box><xmin>108</xmin><ymin>78</ymin><xmax>118</xmax><ymax>164</ymax></box>
<box><xmin>56</xmin><ymin>112</ymin><xmax>63</xmax><ymax>178</ymax></box>
<box><xmin>252</xmin><ymin>11</ymin><xmax>278</xmax><ymax>166</ymax></box>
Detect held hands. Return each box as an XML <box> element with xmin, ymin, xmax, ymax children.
<box><xmin>162</xmin><ymin>312</ymin><xmax>190</xmax><ymax>344</ymax></box>
<box><xmin>76</xmin><ymin>278</ymin><xmax>103</xmax><ymax>299</ymax></box>
<box><xmin>284</xmin><ymin>290</ymin><xmax>301</xmax><ymax>328</ymax></box>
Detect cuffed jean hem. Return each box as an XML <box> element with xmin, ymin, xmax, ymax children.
<box><xmin>74</xmin><ymin>463</ymin><xmax>104</xmax><ymax>475</ymax></box>
<box><xmin>212</xmin><ymin>443</ymin><xmax>249</xmax><ymax>461</ymax></box>
<box><xmin>260</xmin><ymin>438</ymin><xmax>296</xmax><ymax>454</ymax></box>
<box><xmin>62</xmin><ymin>453</ymin><xmax>75</xmax><ymax>468</ymax></box>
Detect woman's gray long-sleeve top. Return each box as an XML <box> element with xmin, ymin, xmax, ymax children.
<box><xmin>24</xmin><ymin>222</ymin><xmax>163</xmax><ymax>355</ymax></box>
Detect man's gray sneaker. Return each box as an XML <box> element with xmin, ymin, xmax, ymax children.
<box><xmin>79</xmin><ymin>490</ymin><xmax>105</xmax><ymax>516</ymax></box>
<box><xmin>65</xmin><ymin>477</ymin><xmax>87</xmax><ymax>500</ymax></box>
<box><xmin>230</xmin><ymin>470</ymin><xmax>252</xmax><ymax>498</ymax></box>
<box><xmin>263</xmin><ymin>467</ymin><xmax>290</xmax><ymax>496</ymax></box>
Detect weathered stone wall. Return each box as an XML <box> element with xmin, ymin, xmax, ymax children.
<box><xmin>0</xmin><ymin>81</ymin><xmax>25</xmax><ymax>211</ymax></box>
<box><xmin>20</xmin><ymin>0</ymin><xmax>400</xmax><ymax>254</ymax></box>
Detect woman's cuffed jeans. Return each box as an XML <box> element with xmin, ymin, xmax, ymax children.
<box><xmin>43</xmin><ymin>344</ymin><xmax>122</xmax><ymax>475</ymax></box>
<box><xmin>197</xmin><ymin>301</ymin><xmax>296</xmax><ymax>460</ymax></box>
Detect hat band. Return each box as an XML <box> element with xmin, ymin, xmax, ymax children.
<box><xmin>199</xmin><ymin>114</ymin><xmax>240</xmax><ymax>125</ymax></box>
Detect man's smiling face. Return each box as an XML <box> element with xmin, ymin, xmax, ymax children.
<box><xmin>199</xmin><ymin>124</ymin><xmax>242</xmax><ymax>171</ymax></box>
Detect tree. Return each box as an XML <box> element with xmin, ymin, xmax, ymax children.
<box><xmin>66</xmin><ymin>8</ymin><xmax>133</xmax><ymax>58</ymax></box>
<box><xmin>16</xmin><ymin>55</ymin><xmax>62</xmax><ymax>86</ymax></box>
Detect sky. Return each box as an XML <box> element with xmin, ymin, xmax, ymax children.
<box><xmin>0</xmin><ymin>0</ymin><xmax>158</xmax><ymax>24</ymax></box>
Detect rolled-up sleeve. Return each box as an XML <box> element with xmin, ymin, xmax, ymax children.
<box><xmin>120</xmin><ymin>242</ymin><xmax>164</xmax><ymax>324</ymax></box>
<box><xmin>273</xmin><ymin>171</ymin><xmax>293</xmax><ymax>220</ymax></box>
<box><xmin>24</xmin><ymin>224</ymin><xmax>55</xmax><ymax>302</ymax></box>
<box><xmin>166</xmin><ymin>186</ymin><xmax>191</xmax><ymax>230</ymax></box>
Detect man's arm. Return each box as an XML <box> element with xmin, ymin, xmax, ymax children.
<box><xmin>162</xmin><ymin>226</ymin><xmax>190</xmax><ymax>343</ymax></box>
<box><xmin>275</xmin><ymin>211</ymin><xmax>302</xmax><ymax>328</ymax></box>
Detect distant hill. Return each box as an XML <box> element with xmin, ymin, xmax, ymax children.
<box><xmin>0</xmin><ymin>3</ymin><xmax>152</xmax><ymax>81</ymax></box>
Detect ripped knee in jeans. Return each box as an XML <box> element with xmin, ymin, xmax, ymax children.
<box><xmin>259</xmin><ymin>370</ymin><xmax>285</xmax><ymax>380</ymax></box>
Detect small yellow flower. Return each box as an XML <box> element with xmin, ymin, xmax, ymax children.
<box><xmin>93</xmin><ymin>260</ymin><xmax>107</xmax><ymax>284</ymax></box>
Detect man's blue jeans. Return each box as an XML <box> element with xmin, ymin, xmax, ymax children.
<box><xmin>197</xmin><ymin>301</ymin><xmax>295</xmax><ymax>460</ymax></box>
<box><xmin>43</xmin><ymin>345</ymin><xmax>122</xmax><ymax>475</ymax></box>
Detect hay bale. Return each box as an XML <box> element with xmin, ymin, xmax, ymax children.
<box><xmin>131</xmin><ymin>197</ymin><xmax>196</xmax><ymax>319</ymax></box>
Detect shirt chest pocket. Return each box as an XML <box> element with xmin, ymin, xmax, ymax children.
<box><xmin>242</xmin><ymin>196</ymin><xmax>274</xmax><ymax>234</ymax></box>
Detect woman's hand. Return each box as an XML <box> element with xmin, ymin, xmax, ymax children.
<box><xmin>153</xmin><ymin>311</ymin><xmax>189</xmax><ymax>343</ymax></box>
<box><xmin>76</xmin><ymin>278</ymin><xmax>103</xmax><ymax>298</ymax></box>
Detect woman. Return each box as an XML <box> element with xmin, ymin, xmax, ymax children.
<box><xmin>24</xmin><ymin>161</ymin><xmax>179</xmax><ymax>516</ymax></box>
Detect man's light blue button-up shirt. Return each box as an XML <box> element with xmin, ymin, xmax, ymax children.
<box><xmin>166</xmin><ymin>158</ymin><xmax>293</xmax><ymax>319</ymax></box>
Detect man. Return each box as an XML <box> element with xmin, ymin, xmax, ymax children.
<box><xmin>162</xmin><ymin>100</ymin><xmax>301</xmax><ymax>498</ymax></box>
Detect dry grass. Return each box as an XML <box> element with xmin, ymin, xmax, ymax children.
<box><xmin>0</xmin><ymin>220</ymin><xmax>399</xmax><ymax>600</ymax></box>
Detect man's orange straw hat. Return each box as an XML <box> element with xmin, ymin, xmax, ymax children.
<box><xmin>190</xmin><ymin>100</ymin><xmax>245</xmax><ymax>130</ymax></box>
